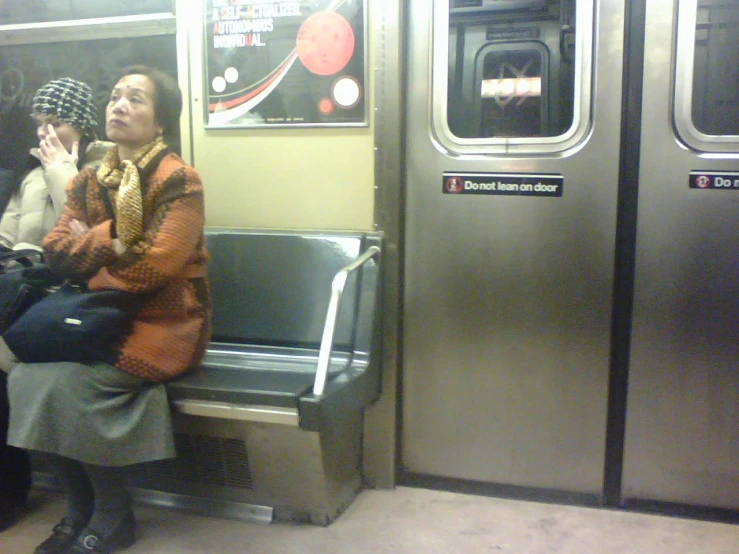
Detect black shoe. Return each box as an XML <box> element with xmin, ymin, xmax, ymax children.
<box><xmin>34</xmin><ymin>519</ymin><xmax>85</xmax><ymax>554</ymax></box>
<box><xmin>66</xmin><ymin>512</ymin><xmax>135</xmax><ymax>553</ymax></box>
<box><xmin>0</xmin><ymin>506</ymin><xmax>22</xmax><ymax>532</ymax></box>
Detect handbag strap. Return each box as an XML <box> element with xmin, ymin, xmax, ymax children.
<box><xmin>0</xmin><ymin>248</ymin><xmax>42</xmax><ymax>271</ymax></box>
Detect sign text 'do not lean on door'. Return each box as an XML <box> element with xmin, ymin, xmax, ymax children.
<box><xmin>443</xmin><ymin>172</ymin><xmax>564</xmax><ymax>197</ymax></box>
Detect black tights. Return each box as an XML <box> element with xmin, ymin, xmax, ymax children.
<box><xmin>48</xmin><ymin>455</ymin><xmax>132</xmax><ymax>533</ymax></box>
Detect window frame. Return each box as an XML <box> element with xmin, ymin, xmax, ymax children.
<box><xmin>0</xmin><ymin>0</ymin><xmax>175</xmax><ymax>28</ymax></box>
<box><xmin>0</xmin><ymin>14</ymin><xmax>176</xmax><ymax>46</ymax></box>
<box><xmin>430</xmin><ymin>0</ymin><xmax>595</xmax><ymax>156</ymax></box>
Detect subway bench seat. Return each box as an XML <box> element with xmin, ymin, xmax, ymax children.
<box><xmin>125</xmin><ymin>229</ymin><xmax>383</xmax><ymax>525</ymax></box>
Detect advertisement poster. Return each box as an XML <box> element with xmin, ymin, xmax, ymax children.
<box><xmin>204</xmin><ymin>0</ymin><xmax>367</xmax><ymax>128</ymax></box>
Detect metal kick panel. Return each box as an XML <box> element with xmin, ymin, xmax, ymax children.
<box><xmin>136</xmin><ymin>413</ymin><xmax>366</xmax><ymax>523</ymax></box>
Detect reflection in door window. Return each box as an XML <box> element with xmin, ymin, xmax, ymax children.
<box><xmin>448</xmin><ymin>0</ymin><xmax>576</xmax><ymax>139</ymax></box>
<box><xmin>478</xmin><ymin>45</ymin><xmax>547</xmax><ymax>137</ymax></box>
<box><xmin>692</xmin><ymin>0</ymin><xmax>739</xmax><ymax>136</ymax></box>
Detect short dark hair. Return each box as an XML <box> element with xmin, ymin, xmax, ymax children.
<box><xmin>120</xmin><ymin>65</ymin><xmax>182</xmax><ymax>138</ymax></box>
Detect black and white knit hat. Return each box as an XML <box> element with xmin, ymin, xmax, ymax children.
<box><xmin>31</xmin><ymin>78</ymin><xmax>98</xmax><ymax>140</ymax></box>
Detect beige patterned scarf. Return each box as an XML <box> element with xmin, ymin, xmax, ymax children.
<box><xmin>96</xmin><ymin>137</ymin><xmax>167</xmax><ymax>248</ymax></box>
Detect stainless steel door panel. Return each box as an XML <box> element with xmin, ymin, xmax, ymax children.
<box><xmin>623</xmin><ymin>0</ymin><xmax>739</xmax><ymax>509</ymax></box>
<box><xmin>402</xmin><ymin>1</ymin><xmax>624</xmax><ymax>493</ymax></box>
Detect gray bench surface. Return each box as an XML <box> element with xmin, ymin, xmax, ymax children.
<box><xmin>166</xmin><ymin>229</ymin><xmax>383</xmax><ymax>430</ymax></box>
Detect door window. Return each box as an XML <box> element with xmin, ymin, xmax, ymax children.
<box><xmin>0</xmin><ymin>6</ymin><xmax>179</xmax><ymax>170</ymax></box>
<box><xmin>436</xmin><ymin>0</ymin><xmax>591</xmax><ymax>154</ymax></box>
<box><xmin>675</xmin><ymin>0</ymin><xmax>739</xmax><ymax>151</ymax></box>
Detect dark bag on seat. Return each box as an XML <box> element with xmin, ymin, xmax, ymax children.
<box><xmin>0</xmin><ymin>248</ymin><xmax>59</xmax><ymax>334</ymax></box>
<box><xmin>2</xmin><ymin>281</ymin><xmax>148</xmax><ymax>365</ymax></box>
<box><xmin>2</xmin><ymin>181</ymin><xmax>149</xmax><ymax>365</ymax></box>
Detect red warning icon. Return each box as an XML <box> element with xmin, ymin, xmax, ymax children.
<box><xmin>445</xmin><ymin>176</ymin><xmax>463</xmax><ymax>193</ymax></box>
<box><xmin>695</xmin><ymin>175</ymin><xmax>712</xmax><ymax>188</ymax></box>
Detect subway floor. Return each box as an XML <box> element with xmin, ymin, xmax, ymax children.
<box><xmin>1</xmin><ymin>486</ymin><xmax>737</xmax><ymax>553</ymax></box>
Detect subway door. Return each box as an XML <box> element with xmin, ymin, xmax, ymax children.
<box><xmin>402</xmin><ymin>0</ymin><xmax>623</xmax><ymax>494</ymax></box>
<box><xmin>623</xmin><ymin>0</ymin><xmax>739</xmax><ymax>510</ymax></box>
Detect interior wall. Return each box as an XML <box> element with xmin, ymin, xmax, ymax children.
<box><xmin>178</xmin><ymin>0</ymin><xmax>376</xmax><ymax>231</ymax></box>
<box><xmin>175</xmin><ymin>1</ymin><xmax>395</xmax><ymax>490</ymax></box>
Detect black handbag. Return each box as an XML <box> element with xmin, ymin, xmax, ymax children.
<box><xmin>0</xmin><ymin>248</ymin><xmax>60</xmax><ymax>334</ymax></box>
<box><xmin>2</xmin><ymin>183</ymin><xmax>149</xmax><ymax>365</ymax></box>
<box><xmin>3</xmin><ymin>281</ymin><xmax>146</xmax><ymax>364</ymax></box>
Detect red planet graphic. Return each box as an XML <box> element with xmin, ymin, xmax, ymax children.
<box><xmin>296</xmin><ymin>11</ymin><xmax>355</xmax><ymax>76</ymax></box>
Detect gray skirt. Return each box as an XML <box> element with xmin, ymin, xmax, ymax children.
<box><xmin>7</xmin><ymin>361</ymin><xmax>175</xmax><ymax>466</ymax></box>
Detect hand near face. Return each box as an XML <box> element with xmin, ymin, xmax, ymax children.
<box><xmin>39</xmin><ymin>124</ymin><xmax>79</xmax><ymax>169</ymax></box>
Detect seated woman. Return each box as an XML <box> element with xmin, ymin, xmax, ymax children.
<box><xmin>0</xmin><ymin>77</ymin><xmax>111</xmax><ymax>533</ymax></box>
<box><xmin>0</xmin><ymin>78</ymin><xmax>112</xmax><ymax>252</ymax></box>
<box><xmin>4</xmin><ymin>66</ymin><xmax>211</xmax><ymax>554</ymax></box>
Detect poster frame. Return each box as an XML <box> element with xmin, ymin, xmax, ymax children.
<box><xmin>202</xmin><ymin>0</ymin><xmax>368</xmax><ymax>129</ymax></box>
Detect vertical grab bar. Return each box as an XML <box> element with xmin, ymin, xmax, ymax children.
<box><xmin>313</xmin><ymin>246</ymin><xmax>381</xmax><ymax>396</ymax></box>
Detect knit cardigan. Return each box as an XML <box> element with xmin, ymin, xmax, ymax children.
<box><xmin>42</xmin><ymin>151</ymin><xmax>211</xmax><ymax>382</ymax></box>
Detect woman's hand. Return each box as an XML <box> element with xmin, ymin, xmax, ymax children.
<box><xmin>39</xmin><ymin>125</ymin><xmax>79</xmax><ymax>169</ymax></box>
<box><xmin>111</xmin><ymin>239</ymin><xmax>127</xmax><ymax>255</ymax></box>
<box><xmin>70</xmin><ymin>220</ymin><xmax>126</xmax><ymax>254</ymax></box>
<box><xmin>69</xmin><ymin>219</ymin><xmax>90</xmax><ymax>237</ymax></box>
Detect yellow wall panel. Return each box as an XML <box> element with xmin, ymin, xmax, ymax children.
<box><xmin>181</xmin><ymin>0</ymin><xmax>376</xmax><ymax>231</ymax></box>
<box><xmin>195</xmin><ymin>129</ymin><xmax>374</xmax><ymax>230</ymax></box>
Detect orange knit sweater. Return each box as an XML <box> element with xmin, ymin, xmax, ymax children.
<box><xmin>43</xmin><ymin>152</ymin><xmax>211</xmax><ymax>381</ymax></box>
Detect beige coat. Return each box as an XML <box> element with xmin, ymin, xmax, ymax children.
<box><xmin>0</xmin><ymin>141</ymin><xmax>112</xmax><ymax>251</ymax></box>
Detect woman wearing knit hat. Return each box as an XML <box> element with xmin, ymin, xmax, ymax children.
<box><xmin>0</xmin><ymin>77</ymin><xmax>113</xmax><ymax>252</ymax></box>
<box><xmin>0</xmin><ymin>78</ymin><xmax>112</xmax><ymax>534</ymax></box>
<box><xmin>3</xmin><ymin>66</ymin><xmax>211</xmax><ymax>554</ymax></box>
